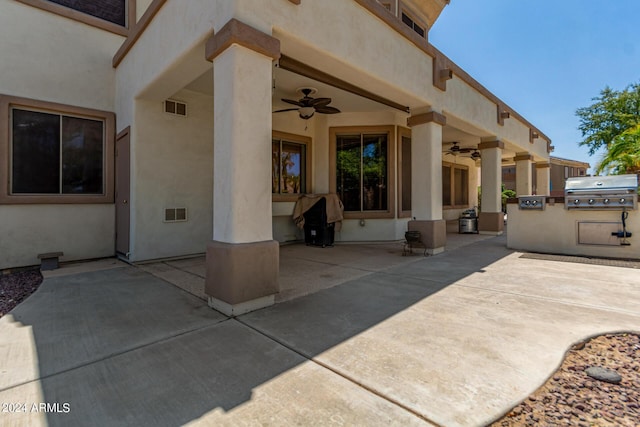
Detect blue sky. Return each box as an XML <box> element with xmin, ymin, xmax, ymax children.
<box><xmin>429</xmin><ymin>0</ymin><xmax>640</xmax><ymax>173</ymax></box>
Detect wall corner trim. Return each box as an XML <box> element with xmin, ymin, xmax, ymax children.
<box><xmin>206</xmin><ymin>19</ymin><xmax>280</xmax><ymax>62</ymax></box>
<box><xmin>112</xmin><ymin>0</ymin><xmax>168</xmax><ymax>67</ymax></box>
<box><xmin>407</xmin><ymin>111</ymin><xmax>446</xmax><ymax>127</ymax></box>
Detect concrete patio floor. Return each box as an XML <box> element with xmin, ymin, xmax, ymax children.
<box><xmin>1</xmin><ymin>233</ymin><xmax>640</xmax><ymax>426</ymax></box>
<box><xmin>137</xmin><ymin>231</ymin><xmax>495</xmax><ymax>303</ymax></box>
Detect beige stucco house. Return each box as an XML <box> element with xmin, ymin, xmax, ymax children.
<box><xmin>0</xmin><ymin>0</ymin><xmax>552</xmax><ymax>314</ymax></box>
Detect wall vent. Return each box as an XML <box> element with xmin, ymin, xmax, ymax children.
<box><xmin>164</xmin><ymin>207</ymin><xmax>188</xmax><ymax>222</ymax></box>
<box><xmin>164</xmin><ymin>99</ymin><xmax>187</xmax><ymax>117</ymax></box>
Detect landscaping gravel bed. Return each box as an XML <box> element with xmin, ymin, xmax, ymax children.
<box><xmin>491</xmin><ymin>333</ymin><xmax>640</xmax><ymax>427</ymax></box>
<box><xmin>0</xmin><ymin>269</ymin><xmax>43</xmax><ymax>318</ymax></box>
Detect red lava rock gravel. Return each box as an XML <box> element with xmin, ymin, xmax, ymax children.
<box><xmin>0</xmin><ymin>269</ymin><xmax>43</xmax><ymax>318</ymax></box>
<box><xmin>491</xmin><ymin>333</ymin><xmax>640</xmax><ymax>427</ymax></box>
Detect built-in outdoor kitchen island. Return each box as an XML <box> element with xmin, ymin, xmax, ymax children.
<box><xmin>507</xmin><ymin>175</ymin><xmax>639</xmax><ymax>260</ymax></box>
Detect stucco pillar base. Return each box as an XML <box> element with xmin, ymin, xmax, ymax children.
<box><xmin>408</xmin><ymin>220</ymin><xmax>446</xmax><ymax>254</ymax></box>
<box><xmin>205</xmin><ymin>240</ymin><xmax>279</xmax><ymax>316</ymax></box>
<box><xmin>478</xmin><ymin>212</ymin><xmax>504</xmax><ymax>235</ymax></box>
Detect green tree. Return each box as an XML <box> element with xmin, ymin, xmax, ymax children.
<box><xmin>576</xmin><ymin>82</ymin><xmax>640</xmax><ymax>159</ymax></box>
<box><xmin>595</xmin><ymin>124</ymin><xmax>640</xmax><ymax>175</ymax></box>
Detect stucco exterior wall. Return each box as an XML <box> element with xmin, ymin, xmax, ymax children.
<box><xmin>115</xmin><ymin>0</ymin><xmax>234</xmax><ymax>129</ymax></box>
<box><xmin>115</xmin><ymin>0</ymin><xmax>545</xmax><ymax>159</ymax></box>
<box><xmin>0</xmin><ymin>0</ymin><xmax>121</xmax><ymax>110</ymax></box>
<box><xmin>0</xmin><ymin>1</ymin><xmax>123</xmax><ymax>269</ymax></box>
<box><xmin>507</xmin><ymin>203</ymin><xmax>640</xmax><ymax>260</ymax></box>
<box><xmin>135</xmin><ymin>0</ymin><xmax>153</xmax><ymax>22</ymax></box>
<box><xmin>130</xmin><ymin>89</ymin><xmax>213</xmax><ymax>261</ymax></box>
<box><xmin>272</xmin><ymin>111</ymin><xmax>480</xmax><ymax>243</ymax></box>
<box><xmin>0</xmin><ymin>205</ymin><xmax>114</xmax><ymax>270</ymax></box>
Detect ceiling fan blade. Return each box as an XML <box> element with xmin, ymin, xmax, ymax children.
<box><xmin>310</xmin><ymin>97</ymin><xmax>332</xmax><ymax>107</ymax></box>
<box><xmin>459</xmin><ymin>148</ymin><xmax>473</xmax><ymax>153</ymax></box>
<box><xmin>315</xmin><ymin>106</ymin><xmax>341</xmax><ymax>114</ymax></box>
<box><xmin>273</xmin><ymin>108</ymin><xmax>299</xmax><ymax>113</ymax></box>
<box><xmin>281</xmin><ymin>98</ymin><xmax>304</xmax><ymax>107</ymax></box>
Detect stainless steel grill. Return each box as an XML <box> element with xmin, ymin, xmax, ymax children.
<box><xmin>564</xmin><ymin>174</ymin><xmax>638</xmax><ymax>210</ymax></box>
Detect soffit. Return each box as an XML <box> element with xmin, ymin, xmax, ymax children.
<box><xmin>183</xmin><ymin>66</ymin><xmax>391</xmax><ymax>114</ymax></box>
<box><xmin>405</xmin><ymin>0</ymin><xmax>449</xmax><ymax>27</ymax></box>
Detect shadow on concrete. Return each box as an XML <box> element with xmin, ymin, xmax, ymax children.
<box><xmin>2</xmin><ymin>235</ymin><xmax>512</xmax><ymax>426</ymax></box>
<box><xmin>240</xmin><ymin>235</ymin><xmax>511</xmax><ymax>357</ymax></box>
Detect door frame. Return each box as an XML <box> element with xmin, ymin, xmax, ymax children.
<box><xmin>115</xmin><ymin>126</ymin><xmax>131</xmax><ymax>257</ymax></box>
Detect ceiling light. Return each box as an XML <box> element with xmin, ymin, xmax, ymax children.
<box><xmin>299</xmin><ymin>106</ymin><xmax>315</xmax><ymax>119</ymax></box>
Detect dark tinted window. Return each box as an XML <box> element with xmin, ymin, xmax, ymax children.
<box><xmin>12</xmin><ymin>109</ymin><xmax>61</xmax><ymax>193</ymax></box>
<box><xmin>47</xmin><ymin>0</ymin><xmax>126</xmax><ymax>26</ymax></box>
<box><xmin>12</xmin><ymin>108</ymin><xmax>104</xmax><ymax>195</ymax></box>
<box><xmin>401</xmin><ymin>136</ymin><xmax>411</xmax><ymax>210</ymax></box>
<box><xmin>442</xmin><ymin>166</ymin><xmax>451</xmax><ymax>206</ymax></box>
<box><xmin>62</xmin><ymin>116</ymin><xmax>104</xmax><ymax>194</ymax></box>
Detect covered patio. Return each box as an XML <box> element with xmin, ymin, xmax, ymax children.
<box><xmin>136</xmin><ymin>230</ymin><xmax>494</xmax><ymax>304</ymax></box>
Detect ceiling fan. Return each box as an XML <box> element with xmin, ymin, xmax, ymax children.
<box><xmin>444</xmin><ymin>142</ymin><xmax>481</xmax><ymax>160</ymax></box>
<box><xmin>274</xmin><ymin>88</ymin><xmax>341</xmax><ymax>120</ymax></box>
<box><xmin>444</xmin><ymin>142</ymin><xmax>474</xmax><ymax>155</ymax></box>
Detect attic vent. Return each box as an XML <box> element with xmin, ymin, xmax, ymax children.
<box><xmin>164</xmin><ymin>99</ymin><xmax>187</xmax><ymax>116</ymax></box>
<box><xmin>164</xmin><ymin>207</ymin><xmax>188</xmax><ymax>222</ymax></box>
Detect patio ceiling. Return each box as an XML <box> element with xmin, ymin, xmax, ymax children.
<box><xmin>182</xmin><ymin>63</ymin><xmax>517</xmax><ymax>158</ymax></box>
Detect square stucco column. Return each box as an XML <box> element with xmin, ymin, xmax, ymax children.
<box><xmin>407</xmin><ymin>111</ymin><xmax>446</xmax><ymax>254</ymax></box>
<box><xmin>205</xmin><ymin>20</ymin><xmax>280</xmax><ymax>316</ymax></box>
<box><xmin>478</xmin><ymin>139</ymin><xmax>504</xmax><ymax>235</ymax></box>
<box><xmin>514</xmin><ymin>152</ymin><xmax>534</xmax><ymax>196</ymax></box>
<box><xmin>535</xmin><ymin>162</ymin><xmax>551</xmax><ymax>196</ymax></box>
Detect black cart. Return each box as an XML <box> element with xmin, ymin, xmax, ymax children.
<box><xmin>303</xmin><ymin>197</ymin><xmax>335</xmax><ymax>247</ymax></box>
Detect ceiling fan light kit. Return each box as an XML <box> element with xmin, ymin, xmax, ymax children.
<box><xmin>298</xmin><ymin>106</ymin><xmax>315</xmax><ymax>119</ymax></box>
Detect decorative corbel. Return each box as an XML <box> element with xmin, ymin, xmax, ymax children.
<box><xmin>529</xmin><ymin>129</ymin><xmax>540</xmax><ymax>143</ymax></box>
<box><xmin>497</xmin><ymin>104</ymin><xmax>510</xmax><ymax>126</ymax></box>
<box><xmin>433</xmin><ymin>53</ymin><xmax>452</xmax><ymax>91</ymax></box>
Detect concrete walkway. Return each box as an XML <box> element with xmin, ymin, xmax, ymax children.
<box><xmin>1</xmin><ymin>235</ymin><xmax>640</xmax><ymax>426</ymax></box>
